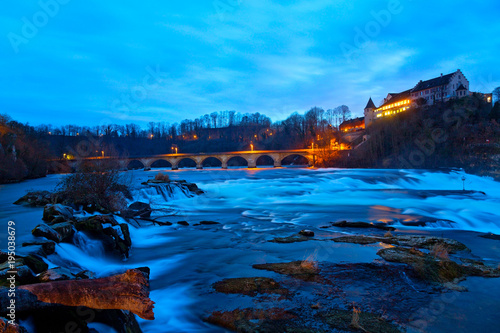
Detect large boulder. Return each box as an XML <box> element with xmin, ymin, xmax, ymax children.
<box><xmin>122</xmin><ymin>202</ymin><xmax>152</xmax><ymax>218</ymax></box>
<box><xmin>74</xmin><ymin>215</ymin><xmax>117</xmax><ymax>232</ymax></box>
<box><xmin>32</xmin><ymin>224</ymin><xmax>62</xmax><ymax>243</ymax></box>
<box><xmin>75</xmin><ymin>215</ymin><xmax>132</xmax><ymax>258</ymax></box>
<box><xmin>42</xmin><ymin>204</ymin><xmax>74</xmax><ymax>224</ymax></box>
<box><xmin>103</xmin><ymin>224</ymin><xmax>132</xmax><ymax>258</ymax></box>
<box><xmin>51</xmin><ymin>222</ymin><xmax>75</xmax><ymax>243</ymax></box>
<box><xmin>185</xmin><ymin>182</ymin><xmax>204</xmax><ymax>195</ymax></box>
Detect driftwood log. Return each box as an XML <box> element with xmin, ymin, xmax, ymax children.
<box><xmin>1</xmin><ymin>268</ymin><xmax>155</xmax><ymax>320</ymax></box>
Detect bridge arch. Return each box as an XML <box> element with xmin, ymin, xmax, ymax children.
<box><xmin>281</xmin><ymin>154</ymin><xmax>310</xmax><ymax>167</ymax></box>
<box><xmin>151</xmin><ymin>159</ymin><xmax>173</xmax><ymax>169</ymax></box>
<box><xmin>227</xmin><ymin>156</ymin><xmax>249</xmax><ymax>168</ymax></box>
<box><xmin>256</xmin><ymin>155</ymin><xmax>275</xmax><ymax>167</ymax></box>
<box><xmin>127</xmin><ymin>160</ymin><xmax>145</xmax><ymax>170</ymax></box>
<box><xmin>202</xmin><ymin>157</ymin><xmax>223</xmax><ymax>168</ymax></box>
<box><xmin>174</xmin><ymin>158</ymin><xmax>197</xmax><ymax>169</ymax></box>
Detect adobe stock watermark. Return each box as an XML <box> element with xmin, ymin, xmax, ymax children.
<box><xmin>110</xmin><ymin>65</ymin><xmax>169</xmax><ymax>120</ymax></box>
<box><xmin>340</xmin><ymin>0</ymin><xmax>412</xmax><ymax>63</ymax></box>
<box><xmin>406</xmin><ymin>289</ymin><xmax>461</xmax><ymax>332</ymax></box>
<box><xmin>398</xmin><ymin>107</ymin><xmax>467</xmax><ymax>169</ymax></box>
<box><xmin>7</xmin><ymin>0</ymin><xmax>71</xmax><ymax>54</ymax></box>
<box><xmin>213</xmin><ymin>0</ymin><xmax>243</xmax><ymax>21</ymax></box>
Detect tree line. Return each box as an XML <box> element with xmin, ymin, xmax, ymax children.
<box><xmin>17</xmin><ymin>106</ymin><xmax>352</xmax><ymax>157</ymax></box>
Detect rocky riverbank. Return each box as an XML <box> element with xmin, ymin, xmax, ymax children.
<box><xmin>0</xmin><ymin>202</ymin><xmax>153</xmax><ymax>332</ymax></box>
<box><xmin>0</xmin><ymin>178</ymin><xmax>207</xmax><ymax>332</ymax></box>
<box><xmin>203</xmin><ymin>224</ymin><xmax>500</xmax><ymax>332</ymax></box>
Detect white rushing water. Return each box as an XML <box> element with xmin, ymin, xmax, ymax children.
<box><xmin>1</xmin><ymin>168</ymin><xmax>500</xmax><ymax>332</ymax></box>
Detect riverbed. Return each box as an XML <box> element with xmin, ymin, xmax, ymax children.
<box><xmin>1</xmin><ymin>168</ymin><xmax>500</xmax><ymax>332</ymax></box>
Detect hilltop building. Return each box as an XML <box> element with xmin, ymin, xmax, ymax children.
<box><xmin>340</xmin><ymin>116</ymin><xmax>365</xmax><ymax>133</ymax></box>
<box><xmin>364</xmin><ymin>69</ymin><xmax>471</xmax><ymax>127</ymax></box>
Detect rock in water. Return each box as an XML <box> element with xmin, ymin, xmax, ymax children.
<box><xmin>22</xmin><ymin>241</ymin><xmax>56</xmax><ymax>255</ymax></box>
<box><xmin>331</xmin><ymin>220</ymin><xmax>396</xmax><ymax>231</ymax></box>
<box><xmin>253</xmin><ymin>261</ymin><xmax>320</xmax><ymax>282</ymax></box>
<box><xmin>51</xmin><ymin>222</ymin><xmax>75</xmax><ymax>242</ymax></box>
<box><xmin>299</xmin><ymin>230</ymin><xmax>314</xmax><ymax>237</ymax></box>
<box><xmin>212</xmin><ymin>277</ymin><xmax>289</xmax><ymax>296</ymax></box>
<box><xmin>14</xmin><ymin>191</ymin><xmax>58</xmax><ymax>207</ymax></box>
<box><xmin>269</xmin><ymin>234</ymin><xmax>310</xmax><ymax>243</ymax></box>
<box><xmin>122</xmin><ymin>202</ymin><xmax>152</xmax><ymax>218</ymax></box>
<box><xmin>75</xmin><ymin>215</ymin><xmax>132</xmax><ymax>258</ymax></box>
<box><xmin>38</xmin><ymin>267</ymin><xmax>74</xmax><ymax>282</ymax></box>
<box><xmin>32</xmin><ymin>224</ymin><xmax>62</xmax><ymax>243</ymax></box>
<box><xmin>42</xmin><ymin>204</ymin><xmax>74</xmax><ymax>224</ymax></box>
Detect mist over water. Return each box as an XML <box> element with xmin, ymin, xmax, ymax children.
<box><xmin>1</xmin><ymin>168</ymin><xmax>500</xmax><ymax>332</ymax></box>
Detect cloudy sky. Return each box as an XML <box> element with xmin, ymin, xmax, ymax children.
<box><xmin>1</xmin><ymin>0</ymin><xmax>499</xmax><ymax>127</ymax></box>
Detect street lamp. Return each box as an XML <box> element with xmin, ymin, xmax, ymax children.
<box><xmin>250</xmin><ymin>143</ymin><xmax>254</xmax><ymax>152</ymax></box>
<box><xmin>311</xmin><ymin>142</ymin><xmax>315</xmax><ymax>150</ymax></box>
<box><xmin>461</xmin><ymin>176</ymin><xmax>466</xmax><ymax>191</ymax></box>
<box><xmin>101</xmin><ymin>151</ymin><xmax>104</xmax><ymax>158</ymax></box>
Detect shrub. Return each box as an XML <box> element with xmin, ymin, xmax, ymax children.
<box><xmin>57</xmin><ymin>166</ymin><xmax>131</xmax><ymax>213</ymax></box>
<box><xmin>154</xmin><ymin>172</ymin><xmax>170</xmax><ymax>182</ymax></box>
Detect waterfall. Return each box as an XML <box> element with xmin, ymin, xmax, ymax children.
<box><xmin>73</xmin><ymin>231</ymin><xmax>106</xmax><ymax>257</ymax></box>
<box><xmin>153</xmin><ymin>183</ymin><xmax>193</xmax><ymax>201</ymax></box>
<box><xmin>134</xmin><ymin>182</ymin><xmax>195</xmax><ymax>206</ymax></box>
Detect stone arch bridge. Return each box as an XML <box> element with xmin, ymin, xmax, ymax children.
<box><xmin>69</xmin><ymin>149</ymin><xmax>317</xmax><ymax>170</ymax></box>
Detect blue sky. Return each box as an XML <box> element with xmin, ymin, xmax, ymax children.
<box><xmin>1</xmin><ymin>0</ymin><xmax>500</xmax><ymax>127</ymax></box>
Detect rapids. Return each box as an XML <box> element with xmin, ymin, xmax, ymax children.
<box><xmin>1</xmin><ymin>167</ymin><xmax>500</xmax><ymax>332</ymax></box>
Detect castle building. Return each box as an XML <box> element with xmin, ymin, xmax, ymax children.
<box><xmin>340</xmin><ymin>116</ymin><xmax>365</xmax><ymax>133</ymax></box>
<box><xmin>365</xmin><ymin>69</ymin><xmax>471</xmax><ymax>126</ymax></box>
<box><xmin>410</xmin><ymin>69</ymin><xmax>469</xmax><ymax>104</ymax></box>
<box><xmin>373</xmin><ymin>89</ymin><xmax>412</xmax><ymax>120</ymax></box>
<box><xmin>363</xmin><ymin>98</ymin><xmax>376</xmax><ymax>128</ymax></box>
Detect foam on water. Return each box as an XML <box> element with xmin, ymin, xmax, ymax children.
<box><xmin>150</xmin><ymin>168</ymin><xmax>500</xmax><ymax>234</ymax></box>
<box><xmin>2</xmin><ymin>167</ymin><xmax>500</xmax><ymax>333</ymax></box>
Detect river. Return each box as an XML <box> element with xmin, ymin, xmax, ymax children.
<box><xmin>1</xmin><ymin>167</ymin><xmax>500</xmax><ymax>332</ymax></box>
